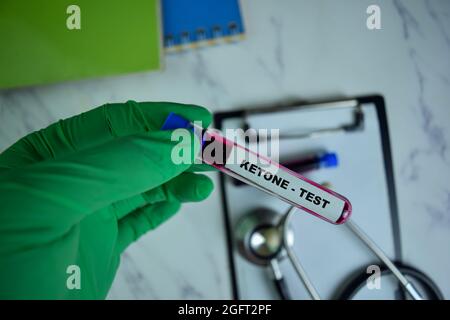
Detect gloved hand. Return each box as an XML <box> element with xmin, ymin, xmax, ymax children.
<box><xmin>0</xmin><ymin>101</ymin><xmax>214</xmax><ymax>299</ymax></box>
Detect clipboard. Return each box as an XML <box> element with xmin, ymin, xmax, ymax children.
<box><xmin>214</xmin><ymin>95</ymin><xmax>402</xmax><ymax>299</ymax></box>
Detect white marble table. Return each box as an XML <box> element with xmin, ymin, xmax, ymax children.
<box><xmin>1</xmin><ymin>0</ymin><xmax>449</xmax><ymax>299</ymax></box>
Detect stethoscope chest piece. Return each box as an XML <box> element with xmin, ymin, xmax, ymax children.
<box><xmin>235</xmin><ymin>208</ymin><xmax>294</xmax><ymax>266</ymax></box>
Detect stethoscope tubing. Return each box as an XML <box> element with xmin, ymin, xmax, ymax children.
<box><xmin>345</xmin><ymin>219</ymin><xmax>423</xmax><ymax>300</ymax></box>
<box><xmin>281</xmin><ymin>206</ymin><xmax>321</xmax><ymax>300</ymax></box>
<box><xmin>279</xmin><ymin>206</ymin><xmax>427</xmax><ymax>300</ymax></box>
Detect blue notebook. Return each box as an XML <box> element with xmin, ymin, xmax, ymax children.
<box><xmin>162</xmin><ymin>0</ymin><xmax>245</xmax><ymax>52</ymax></box>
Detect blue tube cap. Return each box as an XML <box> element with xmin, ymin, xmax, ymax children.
<box><xmin>319</xmin><ymin>152</ymin><xmax>338</xmax><ymax>168</ymax></box>
<box><xmin>161</xmin><ymin>112</ymin><xmax>192</xmax><ymax>130</ymax></box>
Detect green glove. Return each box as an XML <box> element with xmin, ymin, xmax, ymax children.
<box><xmin>0</xmin><ymin>101</ymin><xmax>214</xmax><ymax>299</ymax></box>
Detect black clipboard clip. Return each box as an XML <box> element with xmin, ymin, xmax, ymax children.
<box><xmin>241</xmin><ymin>99</ymin><xmax>364</xmax><ymax>141</ymax></box>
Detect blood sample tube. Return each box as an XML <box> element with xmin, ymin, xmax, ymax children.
<box><xmin>161</xmin><ymin>113</ymin><xmax>352</xmax><ymax>224</ymax></box>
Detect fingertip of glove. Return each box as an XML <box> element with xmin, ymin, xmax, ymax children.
<box><xmin>145</xmin><ymin>101</ymin><xmax>213</xmax><ymax>128</ymax></box>
<box><xmin>190</xmin><ymin>105</ymin><xmax>213</xmax><ymax>127</ymax></box>
<box><xmin>167</xmin><ymin>172</ymin><xmax>214</xmax><ymax>202</ymax></box>
<box><xmin>194</xmin><ymin>174</ymin><xmax>214</xmax><ymax>201</ymax></box>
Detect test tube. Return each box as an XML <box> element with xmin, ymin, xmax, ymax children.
<box><xmin>162</xmin><ymin>113</ymin><xmax>352</xmax><ymax>224</ymax></box>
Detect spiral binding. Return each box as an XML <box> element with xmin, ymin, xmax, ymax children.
<box><xmin>164</xmin><ymin>21</ymin><xmax>244</xmax><ymax>53</ymax></box>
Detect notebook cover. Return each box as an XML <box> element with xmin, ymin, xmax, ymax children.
<box><xmin>0</xmin><ymin>0</ymin><xmax>162</xmax><ymax>89</ymax></box>
<box><xmin>162</xmin><ymin>0</ymin><xmax>244</xmax><ymax>51</ymax></box>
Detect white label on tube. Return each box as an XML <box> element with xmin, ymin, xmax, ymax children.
<box><xmin>224</xmin><ymin>146</ymin><xmax>345</xmax><ymax>222</ymax></box>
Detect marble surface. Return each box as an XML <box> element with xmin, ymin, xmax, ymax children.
<box><xmin>1</xmin><ymin>0</ymin><xmax>449</xmax><ymax>299</ymax></box>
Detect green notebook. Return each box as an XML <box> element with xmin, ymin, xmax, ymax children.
<box><xmin>0</xmin><ymin>0</ymin><xmax>162</xmax><ymax>89</ymax></box>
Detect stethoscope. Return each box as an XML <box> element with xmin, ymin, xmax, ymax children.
<box><xmin>235</xmin><ymin>206</ymin><xmax>443</xmax><ymax>300</ymax></box>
